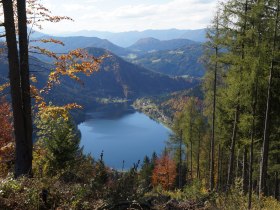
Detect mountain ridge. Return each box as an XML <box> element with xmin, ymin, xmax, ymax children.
<box><xmin>128</xmin><ymin>43</ymin><xmax>204</xmax><ymax>77</ymax></box>
<box><xmin>0</xmin><ymin>47</ymin><xmax>198</xmax><ymax>109</ymax></box>
<box><xmin>30</xmin><ymin>35</ymin><xmax>204</xmax><ymax>78</ymax></box>
<box><xmin>128</xmin><ymin>37</ymin><xmax>198</xmax><ymax>53</ymax></box>
<box><xmin>55</xmin><ymin>28</ymin><xmax>206</xmax><ymax>47</ymax></box>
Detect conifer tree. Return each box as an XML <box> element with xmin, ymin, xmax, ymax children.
<box><xmin>35</xmin><ymin>107</ymin><xmax>82</xmax><ymax>175</ymax></box>
<box><xmin>259</xmin><ymin>0</ymin><xmax>280</xmax><ymax>196</ymax></box>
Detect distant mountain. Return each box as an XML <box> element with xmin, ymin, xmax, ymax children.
<box><xmin>30</xmin><ymin>30</ymin><xmax>49</xmax><ymax>38</ymax></box>
<box><xmin>78</xmin><ymin>47</ymin><xmax>197</xmax><ymax>99</ymax></box>
<box><xmin>30</xmin><ymin>36</ymin><xmax>204</xmax><ymax>78</ymax></box>
<box><xmin>58</xmin><ymin>28</ymin><xmax>207</xmax><ymax>47</ymax></box>
<box><xmin>32</xmin><ymin>36</ymin><xmax>130</xmax><ymax>57</ymax></box>
<box><xmin>127</xmin><ymin>38</ymin><xmax>198</xmax><ymax>53</ymax></box>
<box><xmin>129</xmin><ymin>44</ymin><xmax>204</xmax><ymax>77</ymax></box>
<box><xmin>0</xmin><ymin>48</ymin><xmax>197</xmax><ymax>108</ymax></box>
<box><xmin>180</xmin><ymin>29</ymin><xmax>207</xmax><ymax>43</ymax></box>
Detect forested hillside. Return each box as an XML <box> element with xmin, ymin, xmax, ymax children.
<box><xmin>129</xmin><ymin>43</ymin><xmax>204</xmax><ymax>76</ymax></box>
<box><xmin>0</xmin><ymin>48</ymin><xmax>196</xmax><ymax>106</ymax></box>
<box><xmin>127</xmin><ymin>37</ymin><xmax>197</xmax><ymax>52</ymax></box>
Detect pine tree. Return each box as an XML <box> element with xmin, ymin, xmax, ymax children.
<box><xmin>259</xmin><ymin>0</ymin><xmax>280</xmax><ymax>196</ymax></box>
<box><xmin>139</xmin><ymin>156</ymin><xmax>153</xmax><ymax>190</ymax></box>
<box><xmin>35</xmin><ymin>107</ymin><xmax>82</xmax><ymax>175</ymax></box>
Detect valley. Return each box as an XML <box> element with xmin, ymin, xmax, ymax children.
<box><xmin>30</xmin><ymin>29</ymin><xmax>205</xmax><ymax>78</ymax></box>
<box><xmin>0</xmin><ymin>31</ymin><xmax>204</xmax><ymax>122</ymax></box>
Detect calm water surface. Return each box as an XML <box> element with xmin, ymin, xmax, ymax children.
<box><xmin>78</xmin><ymin>103</ymin><xmax>171</xmax><ymax>169</ymax></box>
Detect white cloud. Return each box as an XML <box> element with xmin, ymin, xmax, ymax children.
<box><xmin>39</xmin><ymin>0</ymin><xmax>218</xmax><ymax>33</ymax></box>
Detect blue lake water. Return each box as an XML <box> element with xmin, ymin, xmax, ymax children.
<box><xmin>78</xmin><ymin>103</ymin><xmax>171</xmax><ymax>170</ymax></box>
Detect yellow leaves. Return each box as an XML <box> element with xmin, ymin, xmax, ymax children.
<box><xmin>29</xmin><ymin>47</ymin><xmax>107</xmax><ymax>91</ymax></box>
<box><xmin>30</xmin><ymin>85</ymin><xmax>45</xmax><ymax>108</ymax></box>
<box><xmin>29</xmin><ymin>46</ymin><xmax>59</xmax><ymax>59</ymax></box>
<box><xmin>30</xmin><ymin>75</ymin><xmax>37</xmax><ymax>83</ymax></box>
<box><xmin>20</xmin><ymin>1</ymin><xmax>109</xmax><ymax>117</ymax></box>
<box><xmin>45</xmin><ymin>49</ymin><xmax>108</xmax><ymax>90</ymax></box>
<box><xmin>38</xmin><ymin>103</ymin><xmax>82</xmax><ymax>122</ymax></box>
<box><xmin>64</xmin><ymin>103</ymin><xmax>82</xmax><ymax>110</ymax></box>
<box><xmin>29</xmin><ymin>47</ymin><xmax>106</xmax><ymax>115</ymax></box>
<box><xmin>31</xmin><ymin>38</ymin><xmax>65</xmax><ymax>46</ymax></box>
<box><xmin>39</xmin><ymin>106</ymin><xmax>68</xmax><ymax>121</ymax></box>
<box><xmin>0</xmin><ymin>83</ymin><xmax>9</xmax><ymax>93</ymax></box>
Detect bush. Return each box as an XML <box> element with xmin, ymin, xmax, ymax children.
<box><xmin>215</xmin><ymin>183</ymin><xmax>280</xmax><ymax>210</ymax></box>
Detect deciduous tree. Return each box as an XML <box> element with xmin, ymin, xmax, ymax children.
<box><xmin>152</xmin><ymin>153</ymin><xmax>177</xmax><ymax>190</ymax></box>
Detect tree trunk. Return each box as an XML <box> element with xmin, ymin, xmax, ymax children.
<box><xmin>186</xmin><ymin>143</ymin><xmax>189</xmax><ymax>183</ymax></box>
<box><xmin>189</xmin><ymin>106</ymin><xmax>193</xmax><ymax>181</ymax></box>
<box><xmin>196</xmin><ymin>132</ymin><xmax>201</xmax><ymax>179</ymax></box>
<box><xmin>242</xmin><ymin>146</ymin><xmax>248</xmax><ymax>193</ymax></box>
<box><xmin>259</xmin><ymin>0</ymin><xmax>279</xmax><ymax>196</ymax></box>
<box><xmin>227</xmin><ymin>0</ymin><xmax>249</xmax><ymax>190</ymax></box>
<box><xmin>178</xmin><ymin>130</ymin><xmax>183</xmax><ymax>189</ymax></box>
<box><xmin>208</xmin><ymin>136</ymin><xmax>211</xmax><ymax>188</ymax></box>
<box><xmin>274</xmin><ymin>172</ymin><xmax>279</xmax><ymax>200</ymax></box>
<box><xmin>220</xmin><ymin>147</ymin><xmax>224</xmax><ymax>190</ymax></box>
<box><xmin>217</xmin><ymin>144</ymin><xmax>221</xmax><ymax>191</ymax></box>
<box><xmin>236</xmin><ymin>149</ymin><xmax>240</xmax><ymax>179</ymax></box>
<box><xmin>227</xmin><ymin>106</ymin><xmax>239</xmax><ymax>188</ymax></box>
<box><xmin>190</xmin><ymin>139</ymin><xmax>193</xmax><ymax>180</ymax></box>
<box><xmin>248</xmin><ymin>10</ymin><xmax>261</xmax><ymax>207</ymax></box>
<box><xmin>248</xmin><ymin>107</ymin><xmax>255</xmax><ymax>209</ymax></box>
<box><xmin>2</xmin><ymin>0</ymin><xmax>29</xmax><ymax>177</ymax></box>
<box><xmin>210</xmin><ymin>38</ymin><xmax>218</xmax><ymax>191</ymax></box>
<box><xmin>17</xmin><ymin>0</ymin><xmax>33</xmax><ymax>177</ymax></box>
<box><xmin>248</xmin><ymin>119</ymin><xmax>255</xmax><ymax>209</ymax></box>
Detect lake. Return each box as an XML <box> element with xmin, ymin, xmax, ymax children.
<box><xmin>78</xmin><ymin>103</ymin><xmax>171</xmax><ymax>170</ymax></box>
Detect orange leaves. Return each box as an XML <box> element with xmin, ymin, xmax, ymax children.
<box><xmin>0</xmin><ymin>97</ymin><xmax>15</xmax><ymax>164</ymax></box>
<box><xmin>29</xmin><ymin>46</ymin><xmax>59</xmax><ymax>59</ymax></box>
<box><xmin>46</xmin><ymin>49</ymin><xmax>108</xmax><ymax>90</ymax></box>
<box><xmin>11</xmin><ymin>0</ymin><xmax>106</xmax><ymax>120</ymax></box>
<box><xmin>164</xmin><ymin>96</ymin><xmax>190</xmax><ymax>113</ymax></box>
<box><xmin>31</xmin><ymin>38</ymin><xmax>65</xmax><ymax>46</ymax></box>
<box><xmin>30</xmin><ymin>80</ymin><xmax>82</xmax><ymax>115</ymax></box>
<box><xmin>29</xmin><ymin>46</ymin><xmax>107</xmax><ymax>90</ymax></box>
<box><xmin>152</xmin><ymin>153</ymin><xmax>177</xmax><ymax>190</ymax></box>
<box><xmin>30</xmin><ymin>84</ymin><xmax>45</xmax><ymax>108</ymax></box>
<box><xmin>29</xmin><ymin>46</ymin><xmax>107</xmax><ymax>109</ymax></box>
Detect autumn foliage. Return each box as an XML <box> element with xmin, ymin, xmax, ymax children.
<box><xmin>152</xmin><ymin>153</ymin><xmax>177</xmax><ymax>190</ymax></box>
<box><xmin>0</xmin><ymin>97</ymin><xmax>15</xmax><ymax>175</ymax></box>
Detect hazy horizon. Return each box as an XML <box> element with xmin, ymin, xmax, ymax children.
<box><xmin>39</xmin><ymin>0</ymin><xmax>218</xmax><ymax>34</ymax></box>
<box><xmin>51</xmin><ymin>28</ymin><xmax>205</xmax><ymax>36</ymax></box>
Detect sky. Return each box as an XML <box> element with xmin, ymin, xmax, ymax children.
<box><xmin>39</xmin><ymin>0</ymin><xmax>218</xmax><ymax>34</ymax></box>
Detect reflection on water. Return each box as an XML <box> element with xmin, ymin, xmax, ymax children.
<box><xmin>78</xmin><ymin>103</ymin><xmax>171</xmax><ymax>169</ymax></box>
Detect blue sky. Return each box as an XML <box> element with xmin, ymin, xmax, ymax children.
<box><xmin>40</xmin><ymin>0</ymin><xmax>218</xmax><ymax>33</ymax></box>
